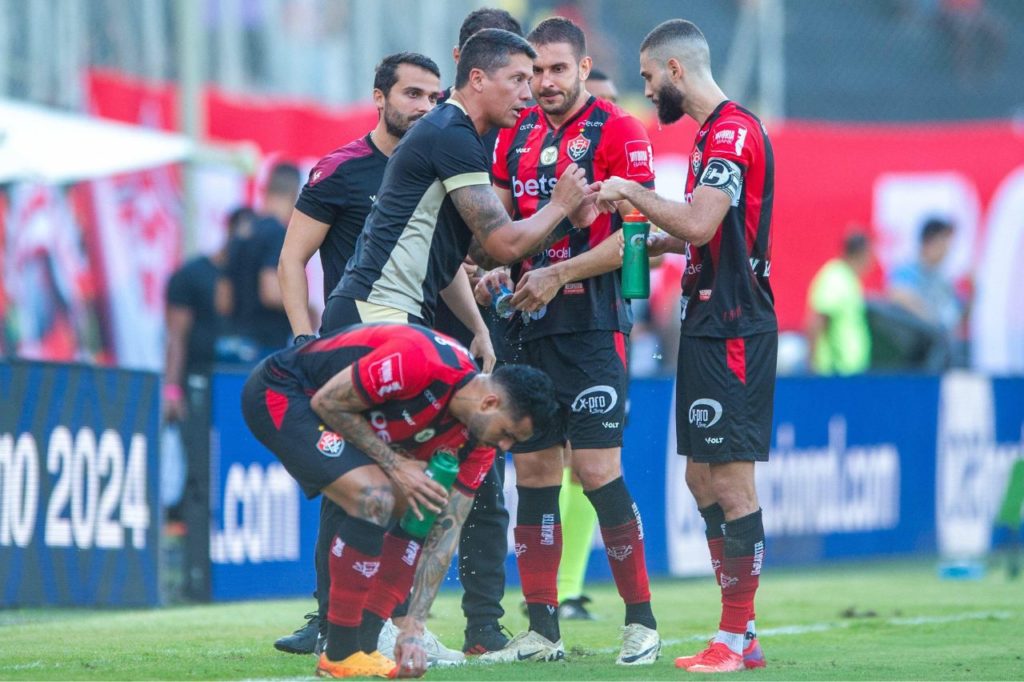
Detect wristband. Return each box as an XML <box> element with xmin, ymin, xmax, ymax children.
<box><xmin>294</xmin><ymin>334</ymin><xmax>318</xmax><ymax>346</ymax></box>
<box><xmin>163</xmin><ymin>383</ymin><xmax>184</xmax><ymax>402</ymax></box>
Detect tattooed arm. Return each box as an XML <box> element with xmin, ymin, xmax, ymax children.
<box><xmin>455</xmin><ymin>163</ymin><xmax>589</xmax><ymax>266</ymax></box>
<box><xmin>310</xmin><ymin>366</ymin><xmax>448</xmax><ymax>517</ymax></box>
<box><xmin>392</xmin><ymin>489</ymin><xmax>476</xmax><ymax>677</ymax></box>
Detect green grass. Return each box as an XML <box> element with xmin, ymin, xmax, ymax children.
<box><xmin>1</xmin><ymin>559</ymin><xmax>1022</xmax><ymax>680</ymax></box>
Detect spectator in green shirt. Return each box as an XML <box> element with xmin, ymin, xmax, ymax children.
<box><xmin>806</xmin><ymin>232</ymin><xmax>873</xmax><ymax>374</ymax></box>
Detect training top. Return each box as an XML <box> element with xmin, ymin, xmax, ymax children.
<box><xmin>294</xmin><ymin>134</ymin><xmax>388</xmax><ymax>301</ymax></box>
<box><xmin>330</xmin><ymin>100</ymin><xmax>491</xmax><ymax>327</ymax></box>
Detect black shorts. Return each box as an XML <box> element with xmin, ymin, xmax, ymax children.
<box><xmin>241</xmin><ymin>362</ymin><xmax>377</xmax><ymax>498</ymax></box>
<box><xmin>321</xmin><ymin>296</ymin><xmax>424</xmax><ymax>334</ymax></box>
<box><xmin>511</xmin><ymin>331</ymin><xmax>629</xmax><ymax>453</ymax></box>
<box><xmin>675</xmin><ymin>331</ymin><xmax>777</xmax><ymax>462</ymax></box>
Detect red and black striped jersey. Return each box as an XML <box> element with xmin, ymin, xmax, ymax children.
<box><xmin>493</xmin><ymin>96</ymin><xmax>655</xmax><ymax>341</ymax></box>
<box><xmin>266</xmin><ymin>323</ymin><xmax>493</xmax><ymax>493</ymax></box>
<box><xmin>681</xmin><ymin>100</ymin><xmax>777</xmax><ymax>338</ymax></box>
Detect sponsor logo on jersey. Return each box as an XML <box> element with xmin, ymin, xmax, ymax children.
<box><xmin>331</xmin><ymin>537</ymin><xmax>345</xmax><ymax>557</ymax></box>
<box><xmin>512</xmin><ymin>175</ymin><xmax>557</xmax><ymax>198</ymax></box>
<box><xmin>519</xmin><ymin>122</ymin><xmax>540</xmax><ymax>131</ymax></box>
<box><xmin>369</xmin><ymin>353</ymin><xmax>404</xmax><ymax>397</ymax></box>
<box><xmin>369</xmin><ymin>411</ymin><xmax>391</xmax><ymax>443</ymax></box>
<box><xmin>353</xmin><ymin>560</ymin><xmax>381</xmax><ymax>578</ymax></box>
<box><xmin>714</xmin><ymin>129</ymin><xmax>735</xmax><ymax>146</ymax></box>
<box><xmin>311</xmin><ymin>169</ymin><xmax>323</xmax><ymax>184</ymax></box>
<box><xmin>710</xmin><ymin>125</ymin><xmax>748</xmax><ymax>156</ymax></box>
<box><xmin>688</xmin><ymin>398</ymin><xmax>723</xmax><ymax>429</ymax></box>
<box><xmin>514</xmin><ymin>147</ymin><xmax>531</xmax><ymax>154</ymax></box>
<box><xmin>563</xmin><ymin>281</ymin><xmax>584</xmax><ymax>295</ymax></box>
<box><xmin>317</xmin><ymin>430</ymin><xmax>345</xmax><ymax>457</ymax></box>
<box><xmin>571</xmin><ymin>385</ymin><xmax>619</xmax><ymax>414</ymax></box>
<box><xmin>423</xmin><ymin>389</ymin><xmax>442</xmax><ymax>410</ymax></box>
<box><xmin>414</xmin><ymin>428</ymin><xmax>435</xmax><ymax>443</ymax></box>
<box><xmin>546</xmin><ymin>245</ymin><xmax>571</xmax><ymax>260</ymax></box>
<box><xmin>625</xmin><ymin>140</ymin><xmax>653</xmax><ymax>177</ymax></box>
<box><xmin>540</xmin><ymin>146</ymin><xmax>559</xmax><ymax>165</ymax></box>
<box><xmin>566</xmin><ymin>134</ymin><xmax>591</xmax><ymax>162</ymax></box>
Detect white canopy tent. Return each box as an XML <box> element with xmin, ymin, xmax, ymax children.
<box><xmin>0</xmin><ymin>98</ymin><xmax>194</xmax><ymax>184</ymax></box>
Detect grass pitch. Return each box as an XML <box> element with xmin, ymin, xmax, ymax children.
<box><xmin>0</xmin><ymin>559</ymin><xmax>1021</xmax><ymax>680</ymax></box>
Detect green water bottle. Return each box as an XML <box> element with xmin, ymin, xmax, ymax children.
<box><xmin>399</xmin><ymin>451</ymin><xmax>460</xmax><ymax>539</ymax></box>
<box><xmin>621</xmin><ymin>209</ymin><xmax>651</xmax><ymax>299</ymax></box>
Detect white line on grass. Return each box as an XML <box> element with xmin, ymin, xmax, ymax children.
<box><xmin>586</xmin><ymin>610</ymin><xmax>1012</xmax><ymax>655</ymax></box>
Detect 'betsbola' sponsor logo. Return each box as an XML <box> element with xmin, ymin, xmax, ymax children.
<box><xmin>512</xmin><ymin>175</ymin><xmax>557</xmax><ymax>198</ymax></box>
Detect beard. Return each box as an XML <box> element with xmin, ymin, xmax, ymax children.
<box><xmin>383</xmin><ymin>106</ymin><xmax>421</xmax><ymax>138</ymax></box>
<box><xmin>655</xmin><ymin>82</ymin><xmax>686</xmax><ymax>124</ymax></box>
<box><xmin>537</xmin><ymin>78</ymin><xmax>582</xmax><ymax>118</ymax></box>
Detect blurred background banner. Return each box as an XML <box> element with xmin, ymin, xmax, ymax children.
<box><xmin>0</xmin><ymin>361</ymin><xmax>160</xmax><ymax>607</ymax></box>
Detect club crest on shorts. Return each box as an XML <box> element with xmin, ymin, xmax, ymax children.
<box><xmin>317</xmin><ymin>430</ymin><xmax>345</xmax><ymax>457</ymax></box>
<box><xmin>414</xmin><ymin>428</ymin><xmax>435</xmax><ymax>443</ymax></box>
<box><xmin>566</xmin><ymin>134</ymin><xmax>591</xmax><ymax>162</ymax></box>
<box><xmin>540</xmin><ymin>145</ymin><xmax>558</xmax><ymax>165</ymax></box>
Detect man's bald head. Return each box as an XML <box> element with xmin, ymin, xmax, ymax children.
<box><xmin>640</xmin><ymin>19</ymin><xmax>711</xmax><ymax>75</ymax></box>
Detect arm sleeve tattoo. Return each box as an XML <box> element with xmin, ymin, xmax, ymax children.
<box><xmin>312</xmin><ymin>377</ymin><xmax>400</xmax><ymax>475</ymax></box>
<box><xmin>405</xmin><ymin>490</ymin><xmax>475</xmax><ymax>623</ymax></box>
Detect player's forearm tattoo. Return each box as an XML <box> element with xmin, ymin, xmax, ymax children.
<box><xmin>525</xmin><ymin>218</ymin><xmax>574</xmax><ymax>258</ymax></box>
<box><xmin>358</xmin><ymin>485</ymin><xmax>396</xmax><ymax>526</ymax></box>
<box><xmin>453</xmin><ymin>184</ymin><xmax>509</xmax><ymax>242</ymax></box>
<box><xmin>405</xmin><ymin>491</ymin><xmax>474</xmax><ymax>623</ymax></box>
<box><xmin>468</xmin><ymin>237</ymin><xmax>502</xmax><ymax>271</ymax></box>
<box><xmin>315</xmin><ymin>382</ymin><xmax>399</xmax><ymax>475</ymax></box>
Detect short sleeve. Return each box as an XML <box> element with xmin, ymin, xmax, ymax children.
<box><xmin>453</xmin><ymin>445</ymin><xmax>496</xmax><ymax>494</ymax></box>
<box><xmin>491</xmin><ymin>126</ymin><xmax>515</xmax><ymax>189</ymax></box>
<box><xmin>295</xmin><ymin>162</ymin><xmax>349</xmax><ymax>225</ymax></box>
<box><xmin>704</xmin><ymin>114</ymin><xmax>757</xmax><ymax>167</ymax></box>
<box><xmin>435</xmin><ymin>122</ymin><xmax>491</xmax><ymax>193</ymax></box>
<box><xmin>351</xmin><ymin>341</ymin><xmax>433</xmax><ymax>405</ymax></box>
<box><xmin>165</xmin><ymin>266</ymin><xmax>192</xmax><ymax>307</ymax></box>
<box><xmin>598</xmin><ymin>115</ymin><xmax>655</xmax><ymax>185</ymax></box>
<box><xmin>809</xmin><ymin>263</ymin><xmax>846</xmax><ymax>315</ymax></box>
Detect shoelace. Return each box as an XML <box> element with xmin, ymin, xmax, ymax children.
<box><xmin>291</xmin><ymin>611</ymin><xmax>318</xmax><ymax>635</ymax></box>
<box><xmin>620</xmin><ymin>625</ymin><xmax>652</xmax><ymax>650</ymax></box>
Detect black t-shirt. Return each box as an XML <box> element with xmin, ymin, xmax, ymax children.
<box><xmin>331</xmin><ymin>100</ymin><xmax>491</xmax><ymax>327</ymax></box>
<box><xmin>294</xmin><ymin>134</ymin><xmax>389</xmax><ymax>301</ymax></box>
<box><xmin>226</xmin><ymin>216</ymin><xmax>292</xmax><ymax>349</ymax></box>
<box><xmin>165</xmin><ymin>256</ymin><xmax>221</xmax><ymax>374</ymax></box>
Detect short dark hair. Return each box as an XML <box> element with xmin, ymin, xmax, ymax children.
<box><xmin>373</xmin><ymin>52</ymin><xmax>441</xmax><ymax>97</ymax></box>
<box><xmin>458</xmin><ymin>8</ymin><xmax>523</xmax><ymax>49</ymax></box>
<box><xmin>641</xmin><ymin>18</ymin><xmax>710</xmax><ymax>71</ymax></box>
<box><xmin>920</xmin><ymin>217</ymin><xmax>954</xmax><ymax>244</ymax></box>
<box><xmin>492</xmin><ymin>364</ymin><xmax>559</xmax><ymax>437</ymax></box>
<box><xmin>527</xmin><ymin>16</ymin><xmax>586</xmax><ymax>60</ymax></box>
<box><xmin>587</xmin><ymin>68</ymin><xmax>611</xmax><ymax>82</ymax></box>
<box><xmin>455</xmin><ymin>28</ymin><xmax>536</xmax><ymax>89</ymax></box>
<box><xmin>226</xmin><ymin>206</ymin><xmax>256</xmax><ymax>238</ymax></box>
<box><xmin>266</xmin><ymin>163</ymin><xmax>301</xmax><ymax>197</ymax></box>
<box><xmin>843</xmin><ymin>231</ymin><xmax>870</xmax><ymax>258</ymax></box>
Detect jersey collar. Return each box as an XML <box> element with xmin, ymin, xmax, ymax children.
<box><xmin>542</xmin><ymin>95</ymin><xmax>596</xmax><ymax>136</ymax></box>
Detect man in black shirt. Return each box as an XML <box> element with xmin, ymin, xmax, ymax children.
<box><xmin>223</xmin><ymin>162</ymin><xmax>300</xmax><ymax>358</ymax></box>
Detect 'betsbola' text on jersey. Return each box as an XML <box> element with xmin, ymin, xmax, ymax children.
<box><xmin>493</xmin><ymin>96</ymin><xmax>656</xmax><ymax>342</ymax></box>
<box><xmin>682</xmin><ymin>100</ymin><xmax>777</xmax><ymax>338</ymax></box>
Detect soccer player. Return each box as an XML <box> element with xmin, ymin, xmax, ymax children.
<box><xmin>241</xmin><ymin>322</ymin><xmax>557</xmax><ymax>679</ymax></box>
<box><xmin>322</xmin><ymin>28</ymin><xmax>595</xmax><ymax>332</ymax></box>
<box><xmin>478</xmin><ymin>17</ymin><xmax>661</xmax><ymax>665</ymax></box>
<box><xmin>598</xmin><ymin>18</ymin><xmax>776</xmax><ymax>673</ymax></box>
<box><xmin>273</xmin><ymin>52</ymin><xmax>470</xmax><ymax>664</ymax></box>
<box><xmin>555</xmin><ymin>67</ymin><xmax>620</xmax><ymax>623</ymax></box>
